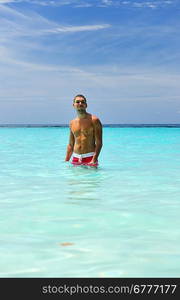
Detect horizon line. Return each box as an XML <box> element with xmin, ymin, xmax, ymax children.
<box><xmin>0</xmin><ymin>123</ymin><xmax>180</xmax><ymax>128</ymax></box>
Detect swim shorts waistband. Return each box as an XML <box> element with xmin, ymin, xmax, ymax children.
<box><xmin>72</xmin><ymin>152</ymin><xmax>95</xmax><ymax>159</ymax></box>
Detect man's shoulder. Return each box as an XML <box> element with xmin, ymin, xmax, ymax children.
<box><xmin>90</xmin><ymin>114</ymin><xmax>102</xmax><ymax>127</ymax></box>
<box><xmin>91</xmin><ymin>114</ymin><xmax>101</xmax><ymax>123</ymax></box>
<box><xmin>69</xmin><ymin>119</ymin><xmax>76</xmax><ymax>129</ymax></box>
<box><xmin>69</xmin><ymin>118</ymin><xmax>77</xmax><ymax>124</ymax></box>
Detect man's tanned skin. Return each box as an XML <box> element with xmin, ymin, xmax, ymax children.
<box><xmin>65</xmin><ymin>95</ymin><xmax>103</xmax><ymax>165</ymax></box>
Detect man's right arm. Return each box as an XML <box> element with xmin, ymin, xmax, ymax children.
<box><xmin>65</xmin><ymin>123</ymin><xmax>75</xmax><ymax>161</ymax></box>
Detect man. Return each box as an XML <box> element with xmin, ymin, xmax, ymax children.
<box><xmin>65</xmin><ymin>94</ymin><xmax>103</xmax><ymax>167</ymax></box>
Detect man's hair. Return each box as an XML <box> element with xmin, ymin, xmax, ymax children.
<box><xmin>73</xmin><ymin>94</ymin><xmax>87</xmax><ymax>103</ymax></box>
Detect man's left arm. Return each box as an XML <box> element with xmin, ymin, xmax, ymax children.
<box><xmin>91</xmin><ymin>118</ymin><xmax>103</xmax><ymax>163</ymax></box>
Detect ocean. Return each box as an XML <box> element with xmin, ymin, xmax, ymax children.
<box><xmin>0</xmin><ymin>125</ymin><xmax>180</xmax><ymax>277</ymax></box>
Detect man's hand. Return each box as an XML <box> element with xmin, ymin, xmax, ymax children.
<box><xmin>87</xmin><ymin>159</ymin><xmax>98</xmax><ymax>167</ymax></box>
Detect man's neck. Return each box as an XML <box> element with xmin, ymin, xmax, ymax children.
<box><xmin>77</xmin><ymin>111</ymin><xmax>88</xmax><ymax>119</ymax></box>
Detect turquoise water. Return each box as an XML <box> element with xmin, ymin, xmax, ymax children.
<box><xmin>0</xmin><ymin>126</ymin><xmax>180</xmax><ymax>277</ymax></box>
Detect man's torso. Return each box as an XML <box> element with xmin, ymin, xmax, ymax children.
<box><xmin>71</xmin><ymin>114</ymin><xmax>96</xmax><ymax>154</ymax></box>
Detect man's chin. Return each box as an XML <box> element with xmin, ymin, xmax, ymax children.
<box><xmin>77</xmin><ymin>109</ymin><xmax>86</xmax><ymax>112</ymax></box>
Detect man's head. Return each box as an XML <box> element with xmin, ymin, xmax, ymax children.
<box><xmin>73</xmin><ymin>94</ymin><xmax>87</xmax><ymax>113</ymax></box>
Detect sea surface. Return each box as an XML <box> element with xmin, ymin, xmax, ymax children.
<box><xmin>0</xmin><ymin>125</ymin><xmax>180</xmax><ymax>277</ymax></box>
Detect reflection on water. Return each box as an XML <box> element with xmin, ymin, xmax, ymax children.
<box><xmin>65</xmin><ymin>165</ymin><xmax>103</xmax><ymax>203</ymax></box>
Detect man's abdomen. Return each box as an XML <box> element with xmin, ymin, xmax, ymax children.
<box><xmin>74</xmin><ymin>137</ymin><xmax>95</xmax><ymax>154</ymax></box>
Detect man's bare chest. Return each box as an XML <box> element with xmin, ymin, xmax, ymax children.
<box><xmin>71</xmin><ymin>121</ymin><xmax>94</xmax><ymax>138</ymax></box>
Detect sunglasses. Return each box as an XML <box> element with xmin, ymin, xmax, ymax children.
<box><xmin>74</xmin><ymin>100</ymin><xmax>86</xmax><ymax>104</ymax></box>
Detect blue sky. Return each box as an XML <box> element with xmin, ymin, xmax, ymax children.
<box><xmin>0</xmin><ymin>0</ymin><xmax>180</xmax><ymax>124</ymax></box>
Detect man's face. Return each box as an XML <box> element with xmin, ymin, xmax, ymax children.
<box><xmin>73</xmin><ymin>96</ymin><xmax>87</xmax><ymax>112</ymax></box>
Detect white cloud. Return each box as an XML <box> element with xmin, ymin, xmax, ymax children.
<box><xmin>1</xmin><ymin>49</ymin><xmax>180</xmax><ymax>99</ymax></box>
<box><xmin>74</xmin><ymin>3</ymin><xmax>93</xmax><ymax>8</ymax></box>
<box><xmin>1</xmin><ymin>37</ymin><xmax>180</xmax><ymax>123</ymax></box>
<box><xmin>100</xmin><ymin>0</ymin><xmax>113</xmax><ymax>6</ymax></box>
<box><xmin>0</xmin><ymin>0</ymin><xmax>180</xmax><ymax>124</ymax></box>
<box><xmin>0</xmin><ymin>0</ymin><xmax>16</xmax><ymax>2</ymax></box>
<box><xmin>0</xmin><ymin>0</ymin><xmax>177</xmax><ymax>8</ymax></box>
<box><xmin>133</xmin><ymin>2</ymin><xmax>157</xmax><ymax>9</ymax></box>
<box><xmin>0</xmin><ymin>3</ymin><xmax>111</xmax><ymax>39</ymax></box>
<box><xmin>46</xmin><ymin>24</ymin><xmax>111</xmax><ymax>33</ymax></box>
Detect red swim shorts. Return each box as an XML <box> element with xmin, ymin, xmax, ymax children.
<box><xmin>71</xmin><ymin>152</ymin><xmax>98</xmax><ymax>167</ymax></box>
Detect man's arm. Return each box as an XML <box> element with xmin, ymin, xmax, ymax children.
<box><xmin>91</xmin><ymin>118</ymin><xmax>103</xmax><ymax>163</ymax></box>
<box><xmin>65</xmin><ymin>122</ymin><xmax>75</xmax><ymax>161</ymax></box>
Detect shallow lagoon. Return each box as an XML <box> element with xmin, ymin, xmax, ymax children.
<box><xmin>0</xmin><ymin>126</ymin><xmax>180</xmax><ymax>277</ymax></box>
